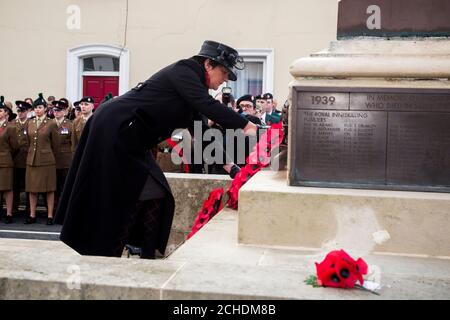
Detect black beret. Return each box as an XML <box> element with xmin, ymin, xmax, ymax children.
<box><xmin>236</xmin><ymin>94</ymin><xmax>255</xmax><ymax>107</ymax></box>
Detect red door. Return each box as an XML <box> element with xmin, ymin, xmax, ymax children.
<box><xmin>83</xmin><ymin>76</ymin><xmax>119</xmax><ymax>109</ymax></box>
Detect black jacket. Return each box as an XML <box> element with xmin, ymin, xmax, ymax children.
<box><xmin>55</xmin><ymin>58</ymin><xmax>248</xmax><ymax>257</ymax></box>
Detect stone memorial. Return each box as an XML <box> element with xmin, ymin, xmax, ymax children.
<box><xmin>239</xmin><ymin>0</ymin><xmax>450</xmax><ymax>257</ymax></box>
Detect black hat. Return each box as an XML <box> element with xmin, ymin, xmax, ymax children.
<box><xmin>59</xmin><ymin>98</ymin><xmax>69</xmax><ymax>105</ymax></box>
<box><xmin>33</xmin><ymin>93</ymin><xmax>47</xmax><ymax>107</ymax></box>
<box><xmin>0</xmin><ymin>96</ymin><xmax>5</xmax><ymax>108</ymax></box>
<box><xmin>236</xmin><ymin>94</ymin><xmax>256</xmax><ymax>107</ymax></box>
<box><xmin>79</xmin><ymin>96</ymin><xmax>95</xmax><ymax>104</ymax></box>
<box><xmin>52</xmin><ymin>99</ymin><xmax>69</xmax><ymax>111</ymax></box>
<box><xmin>195</xmin><ymin>40</ymin><xmax>244</xmax><ymax>81</ymax></box>
<box><xmin>254</xmin><ymin>94</ymin><xmax>263</xmax><ymax>100</ymax></box>
<box><xmin>15</xmin><ymin>100</ymin><xmax>33</xmax><ymax>112</ymax></box>
<box><xmin>262</xmin><ymin>93</ymin><xmax>273</xmax><ymax>100</ymax></box>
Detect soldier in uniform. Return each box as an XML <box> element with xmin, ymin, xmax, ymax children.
<box><xmin>71</xmin><ymin>96</ymin><xmax>94</xmax><ymax>152</ymax></box>
<box><xmin>52</xmin><ymin>99</ymin><xmax>73</xmax><ymax>209</ymax></box>
<box><xmin>261</xmin><ymin>93</ymin><xmax>281</xmax><ymax>125</ymax></box>
<box><xmin>25</xmin><ymin>93</ymin><xmax>58</xmax><ymax>225</ymax></box>
<box><xmin>12</xmin><ymin>100</ymin><xmax>32</xmax><ymax>218</ymax></box>
<box><xmin>56</xmin><ymin>40</ymin><xmax>259</xmax><ymax>259</ymax></box>
<box><xmin>0</xmin><ymin>96</ymin><xmax>18</xmax><ymax>223</ymax></box>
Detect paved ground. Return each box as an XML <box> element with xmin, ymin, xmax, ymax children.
<box><xmin>0</xmin><ymin>207</ymin><xmax>61</xmax><ymax>241</ymax></box>
<box><xmin>0</xmin><ymin>205</ymin><xmax>186</xmax><ymax>256</ymax></box>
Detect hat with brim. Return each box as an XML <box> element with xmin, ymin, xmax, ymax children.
<box><xmin>79</xmin><ymin>96</ymin><xmax>95</xmax><ymax>104</ymax></box>
<box><xmin>195</xmin><ymin>40</ymin><xmax>245</xmax><ymax>81</ymax></box>
<box><xmin>262</xmin><ymin>93</ymin><xmax>273</xmax><ymax>100</ymax></box>
<box><xmin>52</xmin><ymin>99</ymin><xmax>69</xmax><ymax>111</ymax></box>
<box><xmin>15</xmin><ymin>100</ymin><xmax>33</xmax><ymax>111</ymax></box>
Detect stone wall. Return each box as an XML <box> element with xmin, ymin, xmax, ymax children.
<box><xmin>165</xmin><ymin>172</ymin><xmax>231</xmax><ymax>236</ymax></box>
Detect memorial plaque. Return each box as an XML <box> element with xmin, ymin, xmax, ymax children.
<box><xmin>290</xmin><ymin>87</ymin><xmax>450</xmax><ymax>192</ymax></box>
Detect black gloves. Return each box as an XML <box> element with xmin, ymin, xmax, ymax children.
<box><xmin>229</xmin><ymin>164</ymin><xmax>241</xmax><ymax>179</ymax></box>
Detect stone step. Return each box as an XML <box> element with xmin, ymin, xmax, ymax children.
<box><xmin>238</xmin><ymin>170</ymin><xmax>450</xmax><ymax>258</ymax></box>
<box><xmin>1</xmin><ymin>211</ymin><xmax>449</xmax><ymax>299</ymax></box>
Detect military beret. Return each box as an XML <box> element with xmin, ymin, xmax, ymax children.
<box><xmin>254</xmin><ymin>94</ymin><xmax>263</xmax><ymax>100</ymax></box>
<box><xmin>33</xmin><ymin>93</ymin><xmax>47</xmax><ymax>108</ymax></box>
<box><xmin>236</xmin><ymin>94</ymin><xmax>256</xmax><ymax>107</ymax></box>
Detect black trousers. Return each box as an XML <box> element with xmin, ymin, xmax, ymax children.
<box><xmin>113</xmin><ymin>199</ymin><xmax>163</xmax><ymax>259</ymax></box>
<box><xmin>12</xmin><ymin>167</ymin><xmax>29</xmax><ymax>215</ymax></box>
<box><xmin>55</xmin><ymin>168</ymin><xmax>69</xmax><ymax>207</ymax></box>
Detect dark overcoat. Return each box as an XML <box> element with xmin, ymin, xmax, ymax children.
<box><xmin>55</xmin><ymin>58</ymin><xmax>248</xmax><ymax>257</ymax></box>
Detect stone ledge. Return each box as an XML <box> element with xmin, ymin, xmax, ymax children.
<box><xmin>290</xmin><ymin>38</ymin><xmax>450</xmax><ymax>78</ymax></box>
<box><xmin>1</xmin><ymin>209</ymin><xmax>449</xmax><ymax>299</ymax></box>
<box><xmin>238</xmin><ymin>171</ymin><xmax>450</xmax><ymax>257</ymax></box>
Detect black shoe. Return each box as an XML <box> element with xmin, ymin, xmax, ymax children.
<box><xmin>5</xmin><ymin>216</ymin><xmax>13</xmax><ymax>224</ymax></box>
<box><xmin>46</xmin><ymin>217</ymin><xmax>54</xmax><ymax>225</ymax></box>
<box><xmin>24</xmin><ymin>216</ymin><xmax>37</xmax><ymax>224</ymax></box>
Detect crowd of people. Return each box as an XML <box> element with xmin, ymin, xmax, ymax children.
<box><xmin>0</xmin><ymin>89</ymin><xmax>282</xmax><ymax>225</ymax></box>
<box><xmin>0</xmin><ymin>93</ymin><xmax>104</xmax><ymax>225</ymax></box>
<box><xmin>157</xmin><ymin>90</ymin><xmax>283</xmax><ymax>175</ymax></box>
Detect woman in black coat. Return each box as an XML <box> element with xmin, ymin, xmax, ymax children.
<box><xmin>55</xmin><ymin>41</ymin><xmax>258</xmax><ymax>258</ymax></box>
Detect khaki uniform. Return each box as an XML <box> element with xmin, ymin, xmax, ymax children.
<box><xmin>11</xmin><ymin>118</ymin><xmax>29</xmax><ymax>168</ymax></box>
<box><xmin>72</xmin><ymin>116</ymin><xmax>88</xmax><ymax>152</ymax></box>
<box><xmin>54</xmin><ymin>119</ymin><xmax>73</xmax><ymax>169</ymax></box>
<box><xmin>0</xmin><ymin>121</ymin><xmax>17</xmax><ymax>191</ymax></box>
<box><xmin>11</xmin><ymin>118</ymin><xmax>30</xmax><ymax>210</ymax></box>
<box><xmin>54</xmin><ymin>118</ymin><xmax>73</xmax><ymax>203</ymax></box>
<box><xmin>25</xmin><ymin>117</ymin><xmax>58</xmax><ymax>193</ymax></box>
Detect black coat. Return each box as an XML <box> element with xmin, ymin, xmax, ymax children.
<box><xmin>55</xmin><ymin>58</ymin><xmax>248</xmax><ymax>257</ymax></box>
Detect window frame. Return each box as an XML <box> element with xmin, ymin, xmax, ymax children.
<box><xmin>229</xmin><ymin>48</ymin><xmax>274</xmax><ymax>96</ymax></box>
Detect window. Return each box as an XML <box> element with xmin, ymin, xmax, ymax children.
<box><xmin>66</xmin><ymin>45</ymin><xmax>129</xmax><ymax>103</ymax></box>
<box><xmin>83</xmin><ymin>56</ymin><xmax>120</xmax><ymax>72</ymax></box>
<box><xmin>228</xmin><ymin>61</ymin><xmax>264</xmax><ymax>97</ymax></box>
<box><xmin>226</xmin><ymin>49</ymin><xmax>274</xmax><ymax>99</ymax></box>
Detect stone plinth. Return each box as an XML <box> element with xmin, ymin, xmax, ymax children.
<box><xmin>238</xmin><ymin>170</ymin><xmax>450</xmax><ymax>258</ymax></box>
<box><xmin>1</xmin><ymin>214</ymin><xmax>449</xmax><ymax>299</ymax></box>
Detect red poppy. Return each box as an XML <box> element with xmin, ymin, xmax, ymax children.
<box><xmin>315</xmin><ymin>250</ymin><xmax>368</xmax><ymax>288</ymax></box>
